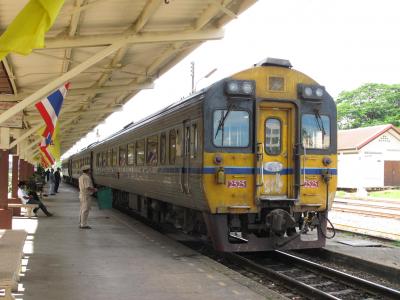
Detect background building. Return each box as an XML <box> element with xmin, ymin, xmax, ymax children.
<box><xmin>338</xmin><ymin>124</ymin><xmax>400</xmax><ymax>189</ymax></box>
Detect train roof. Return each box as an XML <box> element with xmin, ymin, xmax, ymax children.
<box><xmin>95</xmin><ymin>89</ymin><xmax>207</xmax><ymax>147</ymax></box>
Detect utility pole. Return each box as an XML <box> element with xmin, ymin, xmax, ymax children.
<box><xmin>194</xmin><ymin>68</ymin><xmax>217</xmax><ymax>92</ymax></box>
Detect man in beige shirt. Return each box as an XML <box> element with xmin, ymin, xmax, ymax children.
<box><xmin>79</xmin><ymin>167</ymin><xmax>97</xmax><ymax>229</ymax></box>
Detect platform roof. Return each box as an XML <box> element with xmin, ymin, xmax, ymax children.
<box><xmin>0</xmin><ymin>0</ymin><xmax>255</xmax><ymax>160</ymax></box>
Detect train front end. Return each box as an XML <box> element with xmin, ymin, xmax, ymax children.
<box><xmin>202</xmin><ymin>58</ymin><xmax>337</xmax><ymax>251</ymax></box>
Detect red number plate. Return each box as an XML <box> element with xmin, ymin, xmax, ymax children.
<box><xmin>304</xmin><ymin>180</ymin><xmax>319</xmax><ymax>188</ymax></box>
<box><xmin>227</xmin><ymin>180</ymin><xmax>247</xmax><ymax>188</ymax></box>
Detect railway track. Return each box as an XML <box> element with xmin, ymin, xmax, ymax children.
<box><xmin>223</xmin><ymin>251</ymin><xmax>400</xmax><ymax>300</ymax></box>
<box><xmin>115</xmin><ymin>204</ymin><xmax>400</xmax><ymax>299</ymax></box>
<box><xmin>333</xmin><ymin>198</ymin><xmax>400</xmax><ymax>219</ymax></box>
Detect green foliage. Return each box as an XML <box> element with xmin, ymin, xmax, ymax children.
<box><xmin>336</xmin><ymin>83</ymin><xmax>400</xmax><ymax>129</ymax></box>
<box><xmin>369</xmin><ymin>189</ymin><xmax>400</xmax><ymax>200</ymax></box>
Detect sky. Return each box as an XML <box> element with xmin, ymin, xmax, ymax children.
<box><xmin>62</xmin><ymin>0</ymin><xmax>400</xmax><ymax>158</ymax></box>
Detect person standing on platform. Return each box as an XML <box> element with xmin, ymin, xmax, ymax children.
<box><xmin>54</xmin><ymin>167</ymin><xmax>61</xmax><ymax>193</ymax></box>
<box><xmin>49</xmin><ymin>168</ymin><xmax>56</xmax><ymax>195</ymax></box>
<box><xmin>79</xmin><ymin>167</ymin><xmax>97</xmax><ymax>229</ymax></box>
<box><xmin>45</xmin><ymin>169</ymin><xmax>50</xmax><ymax>182</ymax></box>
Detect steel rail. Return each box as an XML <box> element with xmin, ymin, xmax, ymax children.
<box><xmin>223</xmin><ymin>252</ymin><xmax>341</xmax><ymax>300</ymax></box>
<box><xmin>332</xmin><ymin>207</ymin><xmax>400</xmax><ymax>219</ymax></box>
<box><xmin>275</xmin><ymin>250</ymin><xmax>400</xmax><ymax>299</ymax></box>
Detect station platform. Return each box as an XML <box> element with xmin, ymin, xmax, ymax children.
<box><xmin>10</xmin><ymin>183</ymin><xmax>283</xmax><ymax>300</ymax></box>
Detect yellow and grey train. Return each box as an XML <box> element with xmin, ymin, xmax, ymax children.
<box><xmin>62</xmin><ymin>58</ymin><xmax>337</xmax><ymax>252</ymax></box>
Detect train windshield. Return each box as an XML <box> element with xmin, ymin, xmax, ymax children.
<box><xmin>301</xmin><ymin>114</ymin><xmax>330</xmax><ymax>149</ymax></box>
<box><xmin>213</xmin><ymin>110</ymin><xmax>249</xmax><ymax>147</ymax></box>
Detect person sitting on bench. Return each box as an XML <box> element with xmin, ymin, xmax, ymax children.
<box><xmin>18</xmin><ymin>181</ymin><xmax>53</xmax><ymax>217</ymax></box>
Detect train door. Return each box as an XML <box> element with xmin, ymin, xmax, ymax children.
<box><xmin>182</xmin><ymin>120</ymin><xmax>191</xmax><ymax>194</ymax></box>
<box><xmin>256</xmin><ymin>104</ymin><xmax>294</xmax><ymax>200</ymax></box>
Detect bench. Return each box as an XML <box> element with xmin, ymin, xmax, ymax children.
<box><xmin>0</xmin><ymin>230</ymin><xmax>28</xmax><ymax>300</ymax></box>
<box><xmin>8</xmin><ymin>203</ymin><xmax>39</xmax><ymax>218</ymax></box>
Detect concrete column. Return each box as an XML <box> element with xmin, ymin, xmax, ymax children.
<box><xmin>20</xmin><ymin>159</ymin><xmax>26</xmax><ymax>181</ymax></box>
<box><xmin>11</xmin><ymin>155</ymin><xmax>18</xmax><ymax>198</ymax></box>
<box><xmin>0</xmin><ymin>149</ymin><xmax>12</xmax><ymax>229</ymax></box>
<box><xmin>10</xmin><ymin>155</ymin><xmax>21</xmax><ymax>216</ymax></box>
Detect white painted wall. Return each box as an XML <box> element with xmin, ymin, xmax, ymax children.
<box><xmin>338</xmin><ymin>129</ymin><xmax>400</xmax><ymax>188</ymax></box>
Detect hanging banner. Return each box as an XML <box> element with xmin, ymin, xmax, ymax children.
<box><xmin>0</xmin><ymin>102</ymin><xmax>23</xmax><ymax>128</ymax></box>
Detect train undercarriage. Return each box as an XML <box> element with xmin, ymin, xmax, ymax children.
<box><xmin>112</xmin><ymin>189</ymin><xmax>328</xmax><ymax>252</ymax></box>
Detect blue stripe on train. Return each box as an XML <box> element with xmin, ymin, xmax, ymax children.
<box><xmin>158</xmin><ymin>167</ymin><xmax>337</xmax><ymax>175</ymax></box>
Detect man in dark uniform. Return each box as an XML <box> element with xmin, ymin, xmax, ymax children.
<box><xmin>54</xmin><ymin>167</ymin><xmax>61</xmax><ymax>193</ymax></box>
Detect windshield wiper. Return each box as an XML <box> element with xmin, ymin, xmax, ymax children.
<box><xmin>314</xmin><ymin>110</ymin><xmax>326</xmax><ymax>136</ymax></box>
<box><xmin>215</xmin><ymin>105</ymin><xmax>233</xmax><ymax>139</ymax></box>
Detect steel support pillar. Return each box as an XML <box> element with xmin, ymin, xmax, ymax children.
<box><xmin>0</xmin><ymin>149</ymin><xmax>12</xmax><ymax>229</ymax></box>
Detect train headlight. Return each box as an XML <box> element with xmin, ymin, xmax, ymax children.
<box><xmin>304</xmin><ymin>87</ymin><xmax>313</xmax><ymax>97</ymax></box>
<box><xmin>315</xmin><ymin>87</ymin><xmax>324</xmax><ymax>97</ymax></box>
<box><xmin>298</xmin><ymin>84</ymin><xmax>326</xmax><ymax>100</ymax></box>
<box><xmin>227</xmin><ymin>81</ymin><xmax>240</xmax><ymax>94</ymax></box>
<box><xmin>225</xmin><ymin>80</ymin><xmax>255</xmax><ymax>97</ymax></box>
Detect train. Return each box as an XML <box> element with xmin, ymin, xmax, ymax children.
<box><xmin>62</xmin><ymin>58</ymin><xmax>337</xmax><ymax>252</ymax></box>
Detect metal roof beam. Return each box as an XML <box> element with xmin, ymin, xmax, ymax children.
<box><xmin>62</xmin><ymin>106</ymin><xmax>122</xmax><ymax>116</ymax></box>
<box><xmin>0</xmin><ymin>82</ymin><xmax>154</xmax><ymax>102</ymax></box>
<box><xmin>2</xmin><ymin>58</ymin><xmax>18</xmax><ymax>94</ymax></box>
<box><xmin>43</xmin><ymin>29</ymin><xmax>224</xmax><ymax>49</ymax></box>
<box><xmin>0</xmin><ymin>40</ymin><xmax>128</xmax><ymax>125</ymax></box>
<box><xmin>8</xmin><ymin>123</ymin><xmax>43</xmax><ymax>149</ymax></box>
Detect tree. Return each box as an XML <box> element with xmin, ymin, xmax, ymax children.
<box><xmin>336</xmin><ymin>83</ymin><xmax>400</xmax><ymax>129</ymax></box>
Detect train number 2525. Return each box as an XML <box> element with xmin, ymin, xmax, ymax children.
<box><xmin>227</xmin><ymin>180</ymin><xmax>247</xmax><ymax>188</ymax></box>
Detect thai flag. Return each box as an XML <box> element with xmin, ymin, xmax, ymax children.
<box><xmin>40</xmin><ymin>146</ymin><xmax>55</xmax><ymax>165</ymax></box>
<box><xmin>40</xmin><ymin>132</ymin><xmax>53</xmax><ymax>148</ymax></box>
<box><xmin>35</xmin><ymin>82</ymin><xmax>70</xmax><ymax>137</ymax></box>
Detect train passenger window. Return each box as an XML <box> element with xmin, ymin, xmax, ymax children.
<box><xmin>136</xmin><ymin>140</ymin><xmax>145</xmax><ymax>165</ymax></box>
<box><xmin>160</xmin><ymin>133</ymin><xmax>166</xmax><ymax>165</ymax></box>
<box><xmin>176</xmin><ymin>129</ymin><xmax>182</xmax><ymax>157</ymax></box>
<box><xmin>127</xmin><ymin>143</ymin><xmax>135</xmax><ymax>165</ymax></box>
<box><xmin>112</xmin><ymin>148</ymin><xmax>118</xmax><ymax>166</ymax></box>
<box><xmin>190</xmin><ymin>123</ymin><xmax>198</xmax><ymax>158</ymax></box>
<box><xmin>146</xmin><ymin>135</ymin><xmax>158</xmax><ymax>165</ymax></box>
<box><xmin>184</xmin><ymin>126</ymin><xmax>190</xmax><ymax>157</ymax></box>
<box><xmin>107</xmin><ymin>149</ymin><xmax>112</xmax><ymax>166</ymax></box>
<box><xmin>302</xmin><ymin>114</ymin><xmax>330</xmax><ymax>149</ymax></box>
<box><xmin>169</xmin><ymin>130</ymin><xmax>176</xmax><ymax>164</ymax></box>
<box><xmin>119</xmin><ymin>145</ymin><xmax>127</xmax><ymax>166</ymax></box>
<box><xmin>265</xmin><ymin>118</ymin><xmax>281</xmax><ymax>155</ymax></box>
<box><xmin>102</xmin><ymin>152</ymin><xmax>107</xmax><ymax>167</ymax></box>
<box><xmin>213</xmin><ymin>110</ymin><xmax>249</xmax><ymax>147</ymax></box>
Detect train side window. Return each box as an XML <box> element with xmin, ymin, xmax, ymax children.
<box><xmin>107</xmin><ymin>149</ymin><xmax>112</xmax><ymax>166</ymax></box>
<box><xmin>169</xmin><ymin>129</ymin><xmax>176</xmax><ymax>164</ymax></box>
<box><xmin>127</xmin><ymin>143</ymin><xmax>135</xmax><ymax>165</ymax></box>
<box><xmin>184</xmin><ymin>126</ymin><xmax>190</xmax><ymax>157</ymax></box>
<box><xmin>103</xmin><ymin>152</ymin><xmax>107</xmax><ymax>167</ymax></box>
<box><xmin>146</xmin><ymin>135</ymin><xmax>158</xmax><ymax>165</ymax></box>
<box><xmin>160</xmin><ymin>133</ymin><xmax>166</xmax><ymax>165</ymax></box>
<box><xmin>119</xmin><ymin>145</ymin><xmax>127</xmax><ymax>166</ymax></box>
<box><xmin>112</xmin><ymin>148</ymin><xmax>118</xmax><ymax>166</ymax></box>
<box><xmin>136</xmin><ymin>140</ymin><xmax>145</xmax><ymax>165</ymax></box>
<box><xmin>176</xmin><ymin>129</ymin><xmax>182</xmax><ymax>158</ymax></box>
<box><xmin>190</xmin><ymin>123</ymin><xmax>198</xmax><ymax>158</ymax></box>
<box><xmin>265</xmin><ymin>118</ymin><xmax>281</xmax><ymax>155</ymax></box>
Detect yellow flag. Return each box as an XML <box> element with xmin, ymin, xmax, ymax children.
<box><xmin>48</xmin><ymin>124</ymin><xmax>61</xmax><ymax>162</ymax></box>
<box><xmin>0</xmin><ymin>0</ymin><xmax>65</xmax><ymax>61</ymax></box>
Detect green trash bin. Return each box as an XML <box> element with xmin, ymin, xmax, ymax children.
<box><xmin>97</xmin><ymin>187</ymin><xmax>113</xmax><ymax>209</ymax></box>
